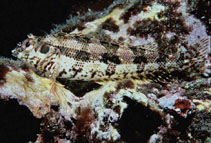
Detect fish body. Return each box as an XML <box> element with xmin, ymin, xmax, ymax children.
<box><xmin>12</xmin><ymin>0</ymin><xmax>208</xmax><ymax>82</ymax></box>
<box><xmin>12</xmin><ymin>33</ymin><xmax>162</xmax><ymax>81</ymax></box>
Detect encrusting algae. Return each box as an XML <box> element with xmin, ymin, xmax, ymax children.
<box><xmin>0</xmin><ymin>0</ymin><xmax>210</xmax><ymax>142</ymax></box>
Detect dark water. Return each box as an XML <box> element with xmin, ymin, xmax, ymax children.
<box><xmin>0</xmin><ymin>0</ymin><xmax>113</xmax><ymax>57</ymax></box>
<box><xmin>0</xmin><ymin>0</ymin><xmax>209</xmax><ymax>142</ymax></box>
<box><xmin>0</xmin><ymin>0</ymin><xmax>113</xmax><ymax>142</ymax></box>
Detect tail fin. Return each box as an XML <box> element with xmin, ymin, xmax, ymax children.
<box><xmin>146</xmin><ymin>37</ymin><xmax>209</xmax><ymax>84</ymax></box>
<box><xmin>181</xmin><ymin>38</ymin><xmax>209</xmax><ymax>78</ymax></box>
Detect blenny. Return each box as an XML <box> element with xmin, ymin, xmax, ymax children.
<box><xmin>12</xmin><ymin>0</ymin><xmax>208</xmax><ymax>83</ymax></box>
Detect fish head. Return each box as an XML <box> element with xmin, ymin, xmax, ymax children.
<box><xmin>12</xmin><ymin>34</ymin><xmax>61</xmax><ymax>77</ymax></box>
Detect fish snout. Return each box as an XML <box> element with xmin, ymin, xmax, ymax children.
<box><xmin>11</xmin><ymin>47</ymin><xmax>21</xmax><ymax>57</ymax></box>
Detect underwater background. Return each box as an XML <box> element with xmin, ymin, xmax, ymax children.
<box><xmin>0</xmin><ymin>0</ymin><xmax>209</xmax><ymax>143</ymax></box>
<box><xmin>0</xmin><ymin>0</ymin><xmax>115</xmax><ymax>142</ymax></box>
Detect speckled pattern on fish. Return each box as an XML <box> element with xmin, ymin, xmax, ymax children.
<box><xmin>12</xmin><ymin>0</ymin><xmax>209</xmax><ymax>84</ymax></box>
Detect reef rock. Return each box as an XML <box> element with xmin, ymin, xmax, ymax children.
<box><xmin>0</xmin><ymin>0</ymin><xmax>210</xmax><ymax>142</ymax></box>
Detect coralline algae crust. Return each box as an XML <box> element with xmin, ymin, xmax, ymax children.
<box><xmin>0</xmin><ymin>0</ymin><xmax>210</xmax><ymax>142</ymax></box>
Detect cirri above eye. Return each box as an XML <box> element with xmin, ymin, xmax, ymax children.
<box><xmin>40</xmin><ymin>44</ymin><xmax>50</xmax><ymax>54</ymax></box>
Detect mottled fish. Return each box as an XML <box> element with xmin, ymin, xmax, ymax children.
<box><xmin>12</xmin><ymin>0</ymin><xmax>208</xmax><ymax>83</ymax></box>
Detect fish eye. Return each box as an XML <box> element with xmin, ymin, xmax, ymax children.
<box><xmin>24</xmin><ymin>39</ymin><xmax>32</xmax><ymax>48</ymax></box>
<box><xmin>40</xmin><ymin>44</ymin><xmax>50</xmax><ymax>54</ymax></box>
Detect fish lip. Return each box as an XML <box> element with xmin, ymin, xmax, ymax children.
<box><xmin>11</xmin><ymin>46</ymin><xmax>22</xmax><ymax>58</ymax></box>
<box><xmin>11</xmin><ymin>48</ymin><xmax>17</xmax><ymax>57</ymax></box>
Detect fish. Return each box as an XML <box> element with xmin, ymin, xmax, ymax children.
<box><xmin>12</xmin><ymin>0</ymin><xmax>208</xmax><ymax>83</ymax></box>
<box><xmin>12</xmin><ymin>32</ymin><xmax>207</xmax><ymax>84</ymax></box>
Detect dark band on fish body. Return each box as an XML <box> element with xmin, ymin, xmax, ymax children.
<box><xmin>74</xmin><ymin>35</ymin><xmax>92</xmax><ymax>44</ymax></box>
<box><xmin>133</xmin><ymin>56</ymin><xmax>147</xmax><ymax>64</ymax></box>
<box><xmin>99</xmin><ymin>40</ymin><xmax>119</xmax><ymax>54</ymax></box>
<box><xmin>74</xmin><ymin>51</ymin><xmax>90</xmax><ymax>61</ymax></box>
<box><xmin>100</xmin><ymin>53</ymin><xmax>121</xmax><ymax>64</ymax></box>
<box><xmin>155</xmin><ymin>54</ymin><xmax>168</xmax><ymax>63</ymax></box>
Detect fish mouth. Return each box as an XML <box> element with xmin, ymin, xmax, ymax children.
<box><xmin>11</xmin><ymin>46</ymin><xmax>23</xmax><ymax>58</ymax></box>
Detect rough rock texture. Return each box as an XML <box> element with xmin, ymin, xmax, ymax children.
<box><xmin>0</xmin><ymin>0</ymin><xmax>210</xmax><ymax>143</ymax></box>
